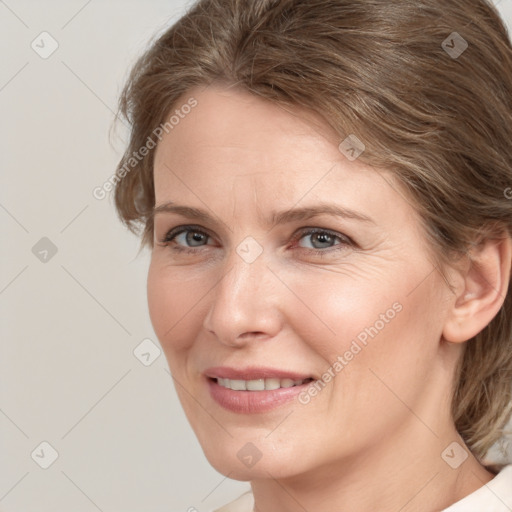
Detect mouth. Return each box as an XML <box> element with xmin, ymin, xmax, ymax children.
<box><xmin>208</xmin><ymin>376</ymin><xmax>315</xmax><ymax>391</ymax></box>
<box><xmin>203</xmin><ymin>366</ymin><xmax>317</xmax><ymax>413</ymax></box>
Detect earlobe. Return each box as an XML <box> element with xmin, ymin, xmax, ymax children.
<box><xmin>442</xmin><ymin>233</ymin><xmax>512</xmax><ymax>344</ymax></box>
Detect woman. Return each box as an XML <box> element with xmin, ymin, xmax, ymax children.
<box><xmin>113</xmin><ymin>0</ymin><xmax>512</xmax><ymax>510</ymax></box>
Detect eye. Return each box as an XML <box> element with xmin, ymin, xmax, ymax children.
<box><xmin>293</xmin><ymin>227</ymin><xmax>353</xmax><ymax>255</ymax></box>
<box><xmin>158</xmin><ymin>225</ymin><xmax>214</xmax><ymax>254</ymax></box>
<box><xmin>157</xmin><ymin>225</ymin><xmax>354</xmax><ymax>257</ymax></box>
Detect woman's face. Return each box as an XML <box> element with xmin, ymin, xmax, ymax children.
<box><xmin>148</xmin><ymin>84</ymin><xmax>457</xmax><ymax>480</ymax></box>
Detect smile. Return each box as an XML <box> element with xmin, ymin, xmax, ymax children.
<box><xmin>214</xmin><ymin>377</ymin><xmax>314</xmax><ymax>391</ymax></box>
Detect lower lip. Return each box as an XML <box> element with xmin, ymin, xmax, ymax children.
<box><xmin>207</xmin><ymin>377</ymin><xmax>312</xmax><ymax>414</ymax></box>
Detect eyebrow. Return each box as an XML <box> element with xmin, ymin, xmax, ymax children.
<box><xmin>151</xmin><ymin>202</ymin><xmax>375</xmax><ymax>227</ymax></box>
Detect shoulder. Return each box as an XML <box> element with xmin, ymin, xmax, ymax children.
<box><xmin>211</xmin><ymin>489</ymin><xmax>254</xmax><ymax>512</ymax></box>
<box><xmin>442</xmin><ymin>464</ymin><xmax>512</xmax><ymax>512</ymax></box>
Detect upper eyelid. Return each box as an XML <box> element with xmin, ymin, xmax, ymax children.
<box><xmin>162</xmin><ymin>225</ymin><xmax>343</xmax><ymax>237</ymax></box>
<box><xmin>163</xmin><ymin>224</ymin><xmax>214</xmax><ymax>240</ymax></box>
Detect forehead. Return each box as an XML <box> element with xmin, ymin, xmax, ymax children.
<box><xmin>151</xmin><ymin>84</ymin><xmax>420</xmax><ymax>235</ymax></box>
<box><xmin>154</xmin><ymin>84</ymin><xmax>371</xmax><ymax>185</ymax></box>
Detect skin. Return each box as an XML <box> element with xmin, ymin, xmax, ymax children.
<box><xmin>147</xmin><ymin>83</ymin><xmax>511</xmax><ymax>512</ymax></box>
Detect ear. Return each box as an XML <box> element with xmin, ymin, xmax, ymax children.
<box><xmin>442</xmin><ymin>232</ymin><xmax>512</xmax><ymax>343</ymax></box>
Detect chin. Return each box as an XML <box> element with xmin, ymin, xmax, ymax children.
<box><xmin>201</xmin><ymin>438</ymin><xmax>306</xmax><ymax>481</ymax></box>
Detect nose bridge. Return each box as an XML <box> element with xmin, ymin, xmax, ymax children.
<box><xmin>202</xmin><ymin>173</ymin><xmax>283</xmax><ymax>343</ymax></box>
<box><xmin>203</xmin><ymin>239</ymin><xmax>281</xmax><ymax>343</ymax></box>
<box><xmin>216</xmin><ymin>172</ymin><xmax>266</xmax><ymax>305</ymax></box>
<box><xmin>226</xmin><ymin>241</ymin><xmax>268</xmax><ymax>301</ymax></box>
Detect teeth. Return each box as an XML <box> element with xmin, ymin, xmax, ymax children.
<box><xmin>281</xmin><ymin>378</ymin><xmax>295</xmax><ymax>388</ymax></box>
<box><xmin>247</xmin><ymin>379</ymin><xmax>267</xmax><ymax>391</ymax></box>
<box><xmin>230</xmin><ymin>379</ymin><xmax>247</xmax><ymax>391</ymax></box>
<box><xmin>263</xmin><ymin>378</ymin><xmax>281</xmax><ymax>390</ymax></box>
<box><xmin>216</xmin><ymin>377</ymin><xmax>311</xmax><ymax>391</ymax></box>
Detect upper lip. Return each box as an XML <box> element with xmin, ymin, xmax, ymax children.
<box><xmin>204</xmin><ymin>366</ymin><xmax>314</xmax><ymax>381</ymax></box>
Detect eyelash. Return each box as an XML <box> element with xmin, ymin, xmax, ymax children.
<box><xmin>157</xmin><ymin>224</ymin><xmax>354</xmax><ymax>257</ymax></box>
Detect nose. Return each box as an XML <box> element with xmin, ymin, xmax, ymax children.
<box><xmin>202</xmin><ymin>245</ymin><xmax>283</xmax><ymax>347</ymax></box>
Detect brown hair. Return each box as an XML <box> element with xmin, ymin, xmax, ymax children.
<box><xmin>113</xmin><ymin>0</ymin><xmax>512</xmax><ymax>461</ymax></box>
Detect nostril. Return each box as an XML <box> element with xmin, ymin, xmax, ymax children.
<box><xmin>238</xmin><ymin>332</ymin><xmax>266</xmax><ymax>340</ymax></box>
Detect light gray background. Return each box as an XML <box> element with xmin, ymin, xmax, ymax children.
<box><xmin>1</xmin><ymin>1</ymin><xmax>511</xmax><ymax>511</ymax></box>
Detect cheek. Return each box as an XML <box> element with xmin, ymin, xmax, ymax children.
<box><xmin>284</xmin><ymin>262</ymin><xmax>442</xmax><ymax>378</ymax></box>
<box><xmin>279</xmin><ymin>266</ymin><xmax>403</xmax><ymax>357</ymax></box>
<box><xmin>288</xmin><ymin>270</ymin><xmax>446</xmax><ymax>446</ymax></box>
<box><xmin>147</xmin><ymin>259</ymin><xmax>207</xmax><ymax>354</ymax></box>
<box><xmin>325</xmin><ymin>274</ymin><xmax>446</xmax><ymax>419</ymax></box>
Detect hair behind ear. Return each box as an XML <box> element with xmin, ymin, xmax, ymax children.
<box><xmin>452</xmin><ymin>239</ymin><xmax>512</xmax><ymax>459</ymax></box>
